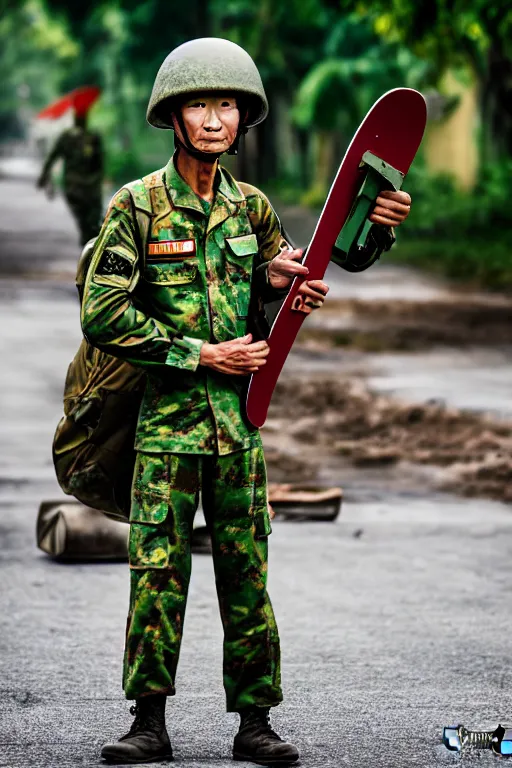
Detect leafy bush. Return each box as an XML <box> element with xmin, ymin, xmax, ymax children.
<box><xmin>392</xmin><ymin>159</ymin><xmax>512</xmax><ymax>289</ymax></box>
<box><xmin>404</xmin><ymin>159</ymin><xmax>512</xmax><ymax>237</ymax></box>
<box><xmin>103</xmin><ymin>129</ymin><xmax>172</xmax><ymax>186</ymax></box>
<box><xmin>104</xmin><ymin>147</ymin><xmax>145</xmax><ymax>186</ymax></box>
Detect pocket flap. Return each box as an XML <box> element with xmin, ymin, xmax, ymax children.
<box><xmin>226</xmin><ymin>233</ymin><xmax>258</xmax><ymax>259</ymax></box>
<box><xmin>130</xmin><ymin>454</ymin><xmax>171</xmax><ymax>524</ymax></box>
<box><xmin>144</xmin><ymin>260</ymin><xmax>198</xmax><ymax>285</ymax></box>
<box><xmin>253</xmin><ymin>505</ymin><xmax>272</xmax><ymax>539</ymax></box>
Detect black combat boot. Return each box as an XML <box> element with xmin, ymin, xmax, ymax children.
<box><xmin>101</xmin><ymin>694</ymin><xmax>173</xmax><ymax>764</ymax></box>
<box><xmin>233</xmin><ymin>706</ymin><xmax>299</xmax><ymax>765</ymax></box>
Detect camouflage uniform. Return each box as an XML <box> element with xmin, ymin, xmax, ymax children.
<box><xmin>81</xmin><ymin>155</ymin><xmax>289</xmax><ymax>711</ymax></box>
<box><xmin>38</xmin><ymin>125</ymin><xmax>103</xmax><ymax>245</ymax></box>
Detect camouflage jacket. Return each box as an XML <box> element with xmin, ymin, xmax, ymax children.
<box><xmin>39</xmin><ymin>126</ymin><xmax>103</xmax><ymax>190</ymax></box>
<box><xmin>81</xmin><ymin>155</ymin><xmax>290</xmax><ymax>455</ymax></box>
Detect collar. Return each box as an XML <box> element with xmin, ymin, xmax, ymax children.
<box><xmin>164</xmin><ymin>153</ymin><xmax>245</xmax><ymax>218</ymax></box>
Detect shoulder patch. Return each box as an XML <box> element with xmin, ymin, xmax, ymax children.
<box><xmin>97</xmin><ymin>250</ymin><xmax>134</xmax><ymax>279</ymax></box>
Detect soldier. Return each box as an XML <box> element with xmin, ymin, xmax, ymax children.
<box><xmin>80</xmin><ymin>38</ymin><xmax>412</xmax><ymax>765</ymax></box>
<box><xmin>37</xmin><ymin>108</ymin><xmax>103</xmax><ymax>245</ymax></box>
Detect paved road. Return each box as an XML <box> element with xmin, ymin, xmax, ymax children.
<box><xmin>1</xmin><ymin>169</ymin><xmax>512</xmax><ymax>768</ymax></box>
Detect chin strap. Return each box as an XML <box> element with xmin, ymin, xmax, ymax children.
<box><xmin>227</xmin><ymin>125</ymin><xmax>247</xmax><ymax>155</ymax></box>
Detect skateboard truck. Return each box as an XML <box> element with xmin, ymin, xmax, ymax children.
<box><xmin>443</xmin><ymin>723</ymin><xmax>512</xmax><ymax>755</ymax></box>
<box><xmin>331</xmin><ymin>150</ymin><xmax>404</xmax><ymax>273</ymax></box>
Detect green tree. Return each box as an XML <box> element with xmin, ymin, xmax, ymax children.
<box><xmin>211</xmin><ymin>0</ymin><xmax>337</xmax><ymax>184</ymax></box>
<box><xmin>293</xmin><ymin>13</ymin><xmax>427</xmax><ymax>204</ymax></box>
<box><xmin>341</xmin><ymin>0</ymin><xmax>512</xmax><ymax>159</ymax></box>
<box><xmin>0</xmin><ymin>0</ymin><xmax>78</xmax><ymax>138</ymax></box>
<box><xmin>40</xmin><ymin>0</ymin><xmax>211</xmax><ymax>181</ymax></box>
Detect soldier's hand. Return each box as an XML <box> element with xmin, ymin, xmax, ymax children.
<box><xmin>200</xmin><ymin>334</ymin><xmax>269</xmax><ymax>375</ymax></box>
<box><xmin>296</xmin><ymin>279</ymin><xmax>329</xmax><ymax>310</ymax></box>
<box><xmin>370</xmin><ymin>190</ymin><xmax>411</xmax><ymax>227</ymax></box>
<box><xmin>268</xmin><ymin>248</ymin><xmax>308</xmax><ymax>289</ymax></box>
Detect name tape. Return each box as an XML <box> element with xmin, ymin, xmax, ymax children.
<box><xmin>148</xmin><ymin>239</ymin><xmax>195</xmax><ymax>257</ymax></box>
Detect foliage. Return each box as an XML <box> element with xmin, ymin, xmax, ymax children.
<box><xmin>30</xmin><ymin>0</ymin><xmax>207</xmax><ymax>181</ymax></box>
<box><xmin>0</xmin><ymin>0</ymin><xmax>78</xmax><ymax>137</ymax></box>
<box><xmin>393</xmin><ymin>159</ymin><xmax>512</xmax><ymax>289</ymax></box>
<box><xmin>293</xmin><ymin>14</ymin><xmax>428</xmax><ymax>133</ymax></box>
<box><xmin>210</xmin><ymin>0</ymin><xmax>334</xmax><ymax>89</ymax></box>
<box><xmin>403</xmin><ymin>159</ymin><xmax>512</xmax><ymax>236</ymax></box>
<box><xmin>2</xmin><ymin>0</ymin><xmax>512</xmax><ymax>290</ymax></box>
<box><xmin>393</xmin><ymin>235</ymin><xmax>512</xmax><ymax>291</ymax></box>
<box><xmin>340</xmin><ymin>0</ymin><xmax>512</xmax><ymax>75</ymax></box>
<box><xmin>341</xmin><ymin>0</ymin><xmax>512</xmax><ymax>158</ymax></box>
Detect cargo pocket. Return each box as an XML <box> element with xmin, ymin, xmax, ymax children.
<box><xmin>249</xmin><ymin>445</ymin><xmax>272</xmax><ymax>540</ymax></box>
<box><xmin>129</xmin><ymin>521</ymin><xmax>172</xmax><ymax>569</ymax></box>
<box><xmin>131</xmin><ymin>453</ymin><xmax>175</xmax><ymax>524</ymax></box>
<box><xmin>144</xmin><ymin>259</ymin><xmax>198</xmax><ymax>285</ymax></box>
<box><xmin>129</xmin><ymin>453</ymin><xmax>177</xmax><ymax>569</ymax></box>
<box><xmin>225</xmin><ymin>234</ymin><xmax>258</xmax><ymax>318</ymax></box>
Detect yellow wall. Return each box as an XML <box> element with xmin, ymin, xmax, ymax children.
<box><xmin>424</xmin><ymin>69</ymin><xmax>479</xmax><ymax>191</ymax></box>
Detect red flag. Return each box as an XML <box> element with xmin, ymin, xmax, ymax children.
<box><xmin>37</xmin><ymin>86</ymin><xmax>101</xmax><ymax>119</ymax></box>
<box><xmin>72</xmin><ymin>85</ymin><xmax>101</xmax><ymax>117</ymax></box>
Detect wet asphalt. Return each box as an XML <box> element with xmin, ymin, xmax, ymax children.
<box><xmin>1</xmin><ymin>161</ymin><xmax>511</xmax><ymax>768</ymax></box>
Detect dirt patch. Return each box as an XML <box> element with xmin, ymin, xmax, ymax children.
<box><xmin>298</xmin><ymin>298</ymin><xmax>512</xmax><ymax>351</ymax></box>
<box><xmin>267</xmin><ymin>376</ymin><xmax>512</xmax><ymax>503</ymax></box>
<box><xmin>264</xmin><ymin>449</ymin><xmax>319</xmax><ymax>484</ymax></box>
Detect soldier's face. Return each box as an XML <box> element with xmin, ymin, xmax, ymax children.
<box><xmin>174</xmin><ymin>94</ymin><xmax>240</xmax><ymax>154</ymax></box>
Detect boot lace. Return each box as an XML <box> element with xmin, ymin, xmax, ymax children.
<box><xmin>126</xmin><ymin>702</ymin><xmax>163</xmax><ymax>736</ymax></box>
<box><xmin>127</xmin><ymin>704</ymin><xmax>143</xmax><ymax>736</ymax></box>
<box><xmin>243</xmin><ymin>708</ymin><xmax>281</xmax><ymax>741</ymax></box>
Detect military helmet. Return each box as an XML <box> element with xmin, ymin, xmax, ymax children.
<box><xmin>147</xmin><ymin>37</ymin><xmax>268</xmax><ymax>130</ymax></box>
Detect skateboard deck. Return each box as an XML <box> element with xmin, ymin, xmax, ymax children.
<box><xmin>246</xmin><ymin>88</ymin><xmax>427</xmax><ymax>427</ymax></box>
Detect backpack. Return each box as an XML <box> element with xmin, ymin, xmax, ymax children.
<box><xmin>52</xmin><ymin>176</ymin><xmax>154</xmax><ymax>522</ymax></box>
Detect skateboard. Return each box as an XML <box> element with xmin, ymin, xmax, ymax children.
<box><xmin>246</xmin><ymin>88</ymin><xmax>427</xmax><ymax>427</ymax></box>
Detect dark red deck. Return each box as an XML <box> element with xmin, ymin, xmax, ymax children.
<box><xmin>246</xmin><ymin>88</ymin><xmax>427</xmax><ymax>427</ymax></box>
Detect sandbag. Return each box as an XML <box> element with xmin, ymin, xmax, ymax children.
<box><xmin>36</xmin><ymin>500</ymin><xmax>129</xmax><ymax>561</ymax></box>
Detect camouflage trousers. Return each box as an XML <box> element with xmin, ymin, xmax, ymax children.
<box><xmin>64</xmin><ymin>186</ymin><xmax>103</xmax><ymax>245</ymax></box>
<box><xmin>123</xmin><ymin>447</ymin><xmax>282</xmax><ymax>712</ymax></box>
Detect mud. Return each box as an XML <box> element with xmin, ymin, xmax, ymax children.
<box><xmin>264</xmin><ymin>376</ymin><xmax>512</xmax><ymax>503</ymax></box>
<box><xmin>299</xmin><ymin>297</ymin><xmax>512</xmax><ymax>351</ymax></box>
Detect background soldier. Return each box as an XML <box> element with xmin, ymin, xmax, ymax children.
<box><xmin>37</xmin><ymin>107</ymin><xmax>103</xmax><ymax>245</ymax></box>
<box><xmin>80</xmin><ymin>37</ymin><xmax>410</xmax><ymax>766</ymax></box>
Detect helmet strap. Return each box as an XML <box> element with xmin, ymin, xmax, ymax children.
<box><xmin>227</xmin><ymin>99</ymin><xmax>249</xmax><ymax>156</ymax></box>
<box><xmin>227</xmin><ymin>125</ymin><xmax>248</xmax><ymax>156</ymax></box>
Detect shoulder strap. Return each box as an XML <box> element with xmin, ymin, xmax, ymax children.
<box><xmin>123</xmin><ymin>177</ymin><xmax>153</xmax><ymax>263</ymax></box>
<box><xmin>123</xmin><ymin>168</ymin><xmax>166</xmax><ymax>262</ymax></box>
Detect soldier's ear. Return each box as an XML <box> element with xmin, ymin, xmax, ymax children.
<box><xmin>236</xmin><ymin>97</ymin><xmax>249</xmax><ymax>126</ymax></box>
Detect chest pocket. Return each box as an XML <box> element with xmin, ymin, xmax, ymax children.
<box><xmin>144</xmin><ymin>258</ymin><xmax>198</xmax><ymax>286</ymax></box>
<box><xmin>225</xmin><ymin>233</ymin><xmax>258</xmax><ymax>317</ymax></box>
